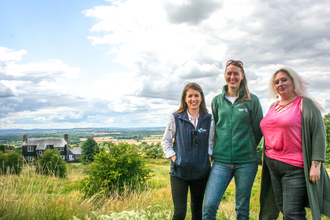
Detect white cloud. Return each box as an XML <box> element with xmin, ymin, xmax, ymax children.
<box><xmin>0</xmin><ymin>47</ymin><xmax>27</xmax><ymax>67</ymax></box>
<box><xmin>1</xmin><ymin>0</ymin><xmax>330</xmax><ymax>129</ymax></box>
<box><xmin>34</xmin><ymin>117</ymin><xmax>47</xmax><ymax>122</ymax></box>
<box><xmin>3</xmin><ymin>59</ymin><xmax>81</xmax><ymax>82</ymax></box>
<box><xmin>174</xmin><ymin>61</ymin><xmax>220</xmax><ymax>79</ymax></box>
<box><xmin>107</xmin><ymin>97</ymin><xmax>151</xmax><ymax>113</ymax></box>
<box><xmin>49</xmin><ymin>111</ymin><xmax>85</xmax><ymax>121</ymax></box>
<box><xmin>165</xmin><ymin>0</ymin><xmax>222</xmax><ymax>25</ymax></box>
<box><xmin>0</xmin><ymin>47</ymin><xmax>88</xmax><ymax>122</ymax></box>
<box><xmin>0</xmin><ymin>80</ymin><xmax>17</xmax><ymax>97</ymax></box>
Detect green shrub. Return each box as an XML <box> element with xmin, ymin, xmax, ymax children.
<box><xmin>0</xmin><ymin>151</ymin><xmax>24</xmax><ymax>174</ymax></box>
<box><xmin>35</xmin><ymin>149</ymin><xmax>67</xmax><ymax>178</ymax></box>
<box><xmin>79</xmin><ymin>142</ymin><xmax>152</xmax><ymax>197</ymax></box>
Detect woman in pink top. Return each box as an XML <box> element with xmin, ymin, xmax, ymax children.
<box><xmin>259</xmin><ymin>67</ymin><xmax>330</xmax><ymax>219</ymax></box>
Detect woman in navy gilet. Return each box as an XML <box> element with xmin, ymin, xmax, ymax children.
<box><xmin>162</xmin><ymin>82</ymin><xmax>214</xmax><ymax>220</ymax></box>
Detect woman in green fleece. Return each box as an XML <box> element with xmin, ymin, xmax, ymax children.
<box><xmin>203</xmin><ymin>60</ymin><xmax>263</xmax><ymax>220</ymax></box>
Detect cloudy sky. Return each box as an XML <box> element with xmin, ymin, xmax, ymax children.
<box><xmin>1</xmin><ymin>0</ymin><xmax>330</xmax><ymax>130</ymax></box>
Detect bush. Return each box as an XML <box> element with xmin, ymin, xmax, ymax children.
<box><xmin>35</xmin><ymin>149</ymin><xmax>67</xmax><ymax>178</ymax></box>
<box><xmin>79</xmin><ymin>143</ymin><xmax>151</xmax><ymax>197</ymax></box>
<box><xmin>326</xmin><ymin>143</ymin><xmax>330</xmax><ymax>165</ymax></box>
<box><xmin>0</xmin><ymin>151</ymin><xmax>24</xmax><ymax>175</ymax></box>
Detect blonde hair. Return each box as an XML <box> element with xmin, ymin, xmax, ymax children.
<box><xmin>269</xmin><ymin>67</ymin><xmax>323</xmax><ymax>111</ymax></box>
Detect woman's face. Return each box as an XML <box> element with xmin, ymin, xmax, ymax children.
<box><xmin>185</xmin><ymin>88</ymin><xmax>202</xmax><ymax>111</ymax></box>
<box><xmin>274</xmin><ymin>71</ymin><xmax>295</xmax><ymax>98</ymax></box>
<box><xmin>225</xmin><ymin>65</ymin><xmax>244</xmax><ymax>90</ymax></box>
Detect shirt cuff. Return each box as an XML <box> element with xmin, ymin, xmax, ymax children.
<box><xmin>166</xmin><ymin>151</ymin><xmax>176</xmax><ymax>159</ymax></box>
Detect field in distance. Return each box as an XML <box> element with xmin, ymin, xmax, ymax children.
<box><xmin>80</xmin><ymin>135</ymin><xmax>163</xmax><ymax>145</ymax></box>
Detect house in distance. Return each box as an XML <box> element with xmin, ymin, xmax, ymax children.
<box><xmin>22</xmin><ymin>134</ymin><xmax>81</xmax><ymax>162</ymax></box>
<box><xmin>67</xmin><ymin>146</ymin><xmax>82</xmax><ymax>162</ymax></box>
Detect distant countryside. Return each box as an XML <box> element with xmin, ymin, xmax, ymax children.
<box><xmin>0</xmin><ymin>127</ymin><xmax>165</xmax><ymax>149</ymax></box>
<box><xmin>80</xmin><ymin>134</ymin><xmax>163</xmax><ymax>145</ymax></box>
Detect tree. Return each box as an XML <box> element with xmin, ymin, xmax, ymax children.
<box><xmin>0</xmin><ymin>151</ymin><xmax>24</xmax><ymax>175</ymax></box>
<box><xmin>81</xmin><ymin>138</ymin><xmax>100</xmax><ymax>164</ymax></box>
<box><xmin>35</xmin><ymin>149</ymin><xmax>67</xmax><ymax>178</ymax></box>
<box><xmin>0</xmin><ymin>145</ymin><xmax>4</xmax><ymax>153</ymax></box>
<box><xmin>324</xmin><ymin>113</ymin><xmax>330</xmax><ymax>164</ymax></box>
<box><xmin>79</xmin><ymin>142</ymin><xmax>151</xmax><ymax>197</ymax></box>
<box><xmin>139</xmin><ymin>142</ymin><xmax>164</xmax><ymax>159</ymax></box>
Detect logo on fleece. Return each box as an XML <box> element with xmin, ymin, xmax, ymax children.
<box><xmin>238</xmin><ymin>108</ymin><xmax>248</xmax><ymax>113</ymax></box>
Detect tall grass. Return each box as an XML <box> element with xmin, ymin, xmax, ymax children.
<box><xmin>0</xmin><ymin>160</ymin><xmax>329</xmax><ymax>219</ymax></box>
<box><xmin>0</xmin><ymin>160</ymin><xmax>174</xmax><ymax>220</ymax></box>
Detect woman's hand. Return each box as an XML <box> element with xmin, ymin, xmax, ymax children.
<box><xmin>171</xmin><ymin>155</ymin><xmax>177</xmax><ymax>162</ymax></box>
<box><xmin>310</xmin><ymin>161</ymin><xmax>321</xmax><ymax>183</ymax></box>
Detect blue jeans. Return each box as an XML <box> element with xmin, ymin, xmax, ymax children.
<box><xmin>202</xmin><ymin>161</ymin><xmax>258</xmax><ymax>220</ymax></box>
<box><xmin>265</xmin><ymin>155</ymin><xmax>307</xmax><ymax>220</ymax></box>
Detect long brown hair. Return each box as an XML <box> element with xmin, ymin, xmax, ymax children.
<box><xmin>175</xmin><ymin>83</ymin><xmax>208</xmax><ymax>113</ymax></box>
<box><xmin>225</xmin><ymin>62</ymin><xmax>251</xmax><ymax>102</ymax></box>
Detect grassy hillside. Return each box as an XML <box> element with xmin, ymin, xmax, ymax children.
<box><xmin>0</xmin><ymin>160</ymin><xmax>329</xmax><ymax>219</ymax></box>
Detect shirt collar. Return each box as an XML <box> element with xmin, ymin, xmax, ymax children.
<box><xmin>186</xmin><ymin>110</ymin><xmax>199</xmax><ymax>120</ymax></box>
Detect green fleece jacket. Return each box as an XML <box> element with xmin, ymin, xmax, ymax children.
<box><xmin>211</xmin><ymin>85</ymin><xmax>263</xmax><ymax>163</ymax></box>
<box><xmin>259</xmin><ymin>97</ymin><xmax>330</xmax><ymax>220</ymax></box>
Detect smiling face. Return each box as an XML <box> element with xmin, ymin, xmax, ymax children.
<box><xmin>274</xmin><ymin>71</ymin><xmax>295</xmax><ymax>99</ymax></box>
<box><xmin>185</xmin><ymin>88</ymin><xmax>202</xmax><ymax>112</ymax></box>
<box><xmin>225</xmin><ymin>64</ymin><xmax>244</xmax><ymax>90</ymax></box>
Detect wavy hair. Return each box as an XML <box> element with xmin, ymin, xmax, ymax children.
<box><xmin>176</xmin><ymin>83</ymin><xmax>208</xmax><ymax>114</ymax></box>
<box><xmin>269</xmin><ymin>67</ymin><xmax>323</xmax><ymax>111</ymax></box>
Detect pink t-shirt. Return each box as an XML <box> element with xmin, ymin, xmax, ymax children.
<box><xmin>260</xmin><ymin>97</ymin><xmax>303</xmax><ymax>168</ymax></box>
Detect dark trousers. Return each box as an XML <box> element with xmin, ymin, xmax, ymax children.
<box><xmin>170</xmin><ymin>175</ymin><xmax>208</xmax><ymax>220</ymax></box>
<box><xmin>265</xmin><ymin>155</ymin><xmax>308</xmax><ymax>220</ymax></box>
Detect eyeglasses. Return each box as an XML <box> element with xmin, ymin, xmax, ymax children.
<box><xmin>192</xmin><ymin>130</ymin><xmax>198</xmax><ymax>146</ymax></box>
<box><xmin>226</xmin><ymin>60</ymin><xmax>244</xmax><ymax>68</ymax></box>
